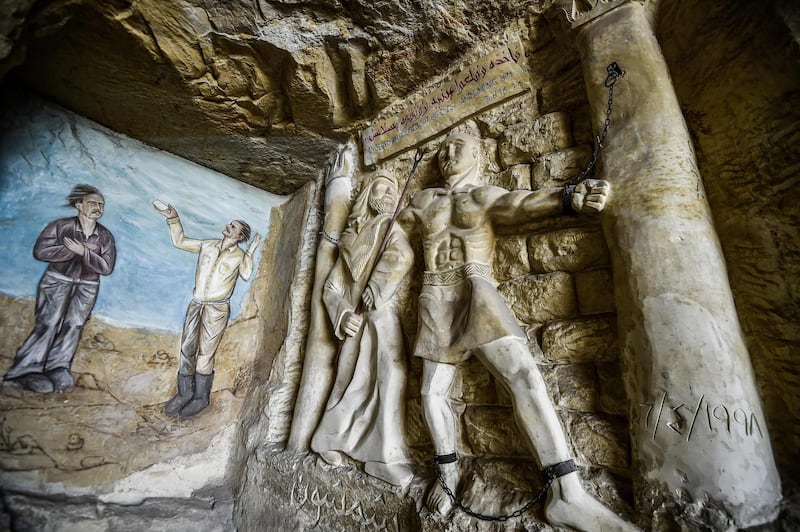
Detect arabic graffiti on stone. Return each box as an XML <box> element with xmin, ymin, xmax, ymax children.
<box><xmin>363</xmin><ymin>41</ymin><xmax>529</xmax><ymax>165</ymax></box>
<box><xmin>366</xmin><ymin>47</ymin><xmax>522</xmax><ymax>143</ymax></box>
<box><xmin>290</xmin><ymin>471</ymin><xmax>396</xmax><ymax>530</ymax></box>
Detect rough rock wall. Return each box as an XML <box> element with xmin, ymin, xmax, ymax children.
<box><xmin>658</xmin><ymin>0</ymin><xmax>800</xmax><ymax>497</ymax></box>
<box><xmin>1</xmin><ymin>0</ymin><xmax>797</xmax><ymax>528</ymax></box>
<box><xmin>0</xmin><ymin>0</ymin><xmax>557</xmax><ymax>194</ymax></box>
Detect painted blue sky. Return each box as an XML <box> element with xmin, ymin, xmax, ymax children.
<box><xmin>0</xmin><ymin>91</ymin><xmax>287</xmax><ymax>332</ymax></box>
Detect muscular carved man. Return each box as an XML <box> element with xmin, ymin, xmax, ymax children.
<box><xmin>400</xmin><ymin>131</ymin><xmax>635</xmax><ymax>531</ymax></box>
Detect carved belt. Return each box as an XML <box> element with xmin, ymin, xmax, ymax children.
<box><xmin>423</xmin><ymin>262</ymin><xmax>492</xmax><ymax>286</ymax></box>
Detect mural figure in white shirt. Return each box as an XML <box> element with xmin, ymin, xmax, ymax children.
<box><xmin>155</xmin><ymin>202</ymin><xmax>261</xmax><ymax>419</ymax></box>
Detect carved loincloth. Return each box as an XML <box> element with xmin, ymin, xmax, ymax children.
<box><xmin>413</xmin><ymin>262</ymin><xmax>526</xmax><ymax>364</ymax></box>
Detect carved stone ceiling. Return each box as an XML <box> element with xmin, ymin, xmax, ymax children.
<box><xmin>1</xmin><ymin>0</ymin><xmax>553</xmax><ymax>194</ymax></box>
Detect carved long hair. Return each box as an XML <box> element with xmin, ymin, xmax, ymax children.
<box><xmin>347</xmin><ymin>174</ymin><xmax>398</xmax><ymax>232</ymax></box>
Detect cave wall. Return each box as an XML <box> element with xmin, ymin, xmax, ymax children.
<box><xmin>0</xmin><ymin>0</ymin><xmax>798</xmax><ymax>530</ymax></box>
<box><xmin>658</xmin><ymin>0</ymin><xmax>800</xmax><ymax>494</ymax></box>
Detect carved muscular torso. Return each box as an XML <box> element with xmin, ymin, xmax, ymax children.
<box><xmin>405</xmin><ymin>185</ymin><xmax>501</xmax><ymax>272</ymax></box>
<box><xmin>402</xmin><ymin>182</ymin><xmax>562</xmax><ymax>362</ymax></box>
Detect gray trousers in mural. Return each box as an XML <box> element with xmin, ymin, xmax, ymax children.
<box><xmin>178</xmin><ymin>299</ymin><xmax>230</xmax><ymax>376</ymax></box>
<box><xmin>5</xmin><ymin>271</ymin><xmax>99</xmax><ymax>379</ymax></box>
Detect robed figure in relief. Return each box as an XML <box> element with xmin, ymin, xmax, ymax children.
<box><xmin>311</xmin><ymin>174</ymin><xmax>414</xmax><ymax>488</ymax></box>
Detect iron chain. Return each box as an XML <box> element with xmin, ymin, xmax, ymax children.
<box><xmin>566</xmin><ymin>62</ymin><xmax>624</xmax><ymax>187</ymax></box>
<box><xmin>434</xmin><ymin>462</ymin><xmax>552</xmax><ymax>522</ymax></box>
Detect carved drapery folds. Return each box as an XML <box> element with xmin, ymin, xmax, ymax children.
<box><xmin>310</xmin><ymin>174</ymin><xmax>414</xmax><ymax>488</ymax></box>
<box><xmin>287</xmin><ymin>142</ymin><xmax>356</xmax><ymax>451</ymax></box>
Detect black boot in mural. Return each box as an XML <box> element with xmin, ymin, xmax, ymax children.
<box><xmin>164</xmin><ymin>373</ymin><xmax>194</xmax><ymax>416</ymax></box>
<box><xmin>179</xmin><ymin>372</ymin><xmax>213</xmax><ymax>419</ymax></box>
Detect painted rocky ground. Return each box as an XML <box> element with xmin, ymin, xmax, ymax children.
<box><xmin>0</xmin><ymin>293</ymin><xmax>249</xmax><ymax>503</ymax></box>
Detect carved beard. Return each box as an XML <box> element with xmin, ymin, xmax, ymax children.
<box><xmin>369</xmin><ymin>194</ymin><xmax>395</xmax><ymax>215</ymax></box>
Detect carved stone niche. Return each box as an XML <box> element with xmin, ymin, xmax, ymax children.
<box><xmin>283</xmin><ymin>39</ymin><xmax>641</xmax><ymax>527</ymax></box>
<box><xmin>278</xmin><ymin>3</ymin><xmax>787</xmax><ymax>530</ymax></box>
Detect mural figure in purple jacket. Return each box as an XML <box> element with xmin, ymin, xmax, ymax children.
<box><xmin>4</xmin><ymin>184</ymin><xmax>116</xmax><ymax>393</ymax></box>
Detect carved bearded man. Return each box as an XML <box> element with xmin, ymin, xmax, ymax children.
<box><xmin>311</xmin><ymin>174</ymin><xmax>414</xmax><ymax>487</ymax></box>
<box><xmin>399</xmin><ymin>130</ymin><xmax>636</xmax><ymax>531</ymax></box>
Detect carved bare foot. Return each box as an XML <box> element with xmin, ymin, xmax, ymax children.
<box><xmin>544</xmin><ymin>472</ymin><xmax>639</xmax><ymax>532</ymax></box>
<box><xmin>365</xmin><ymin>461</ymin><xmax>413</xmax><ymax>488</ymax></box>
<box><xmin>427</xmin><ymin>462</ymin><xmax>459</xmax><ymax>516</ymax></box>
<box><xmin>319</xmin><ymin>450</ymin><xmax>344</xmax><ymax>466</ymax></box>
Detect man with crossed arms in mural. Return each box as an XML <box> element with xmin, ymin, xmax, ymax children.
<box><xmin>400</xmin><ymin>130</ymin><xmax>635</xmax><ymax>531</ymax></box>
<box><xmin>4</xmin><ymin>185</ymin><xmax>115</xmax><ymax>393</ymax></box>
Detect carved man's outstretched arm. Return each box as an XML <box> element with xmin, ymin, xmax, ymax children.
<box><xmin>487</xmin><ymin>179</ymin><xmax>611</xmax><ymax>225</ymax></box>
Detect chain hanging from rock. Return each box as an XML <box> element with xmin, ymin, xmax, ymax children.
<box><xmin>433</xmin><ymin>62</ymin><xmax>624</xmax><ymax>523</ymax></box>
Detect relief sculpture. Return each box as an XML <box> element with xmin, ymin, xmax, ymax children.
<box><xmin>288</xmin><ymin>143</ymin><xmax>357</xmax><ymax>450</ymax></box>
<box><xmin>399</xmin><ymin>130</ymin><xmax>636</xmax><ymax>530</ymax></box>
<box><xmin>311</xmin><ymin>174</ymin><xmax>414</xmax><ymax>488</ymax></box>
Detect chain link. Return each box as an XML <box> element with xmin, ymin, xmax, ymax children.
<box><xmin>434</xmin><ymin>462</ymin><xmax>552</xmax><ymax>522</ymax></box>
<box><xmin>566</xmin><ymin>62</ymin><xmax>624</xmax><ymax>187</ymax></box>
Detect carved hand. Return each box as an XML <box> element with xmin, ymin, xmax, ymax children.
<box><xmin>342</xmin><ymin>310</ymin><xmax>363</xmax><ymax>337</ymax></box>
<box><xmin>573</xmin><ymin>179</ymin><xmax>610</xmax><ymax>214</ymax></box>
<box><xmin>84</xmin><ymin>242</ymin><xmax>100</xmax><ymax>253</ymax></box>
<box><xmin>329</xmin><ymin>142</ymin><xmax>355</xmax><ymax>180</ymax></box>
<box><xmin>361</xmin><ymin>287</ymin><xmax>375</xmax><ymax>310</ymax></box>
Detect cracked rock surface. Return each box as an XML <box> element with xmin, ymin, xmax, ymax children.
<box><xmin>0</xmin><ymin>0</ymin><xmax>553</xmax><ymax>194</ymax></box>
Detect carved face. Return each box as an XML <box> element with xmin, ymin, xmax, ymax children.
<box><xmin>75</xmin><ymin>193</ymin><xmax>105</xmax><ymax>220</ymax></box>
<box><xmin>368</xmin><ymin>179</ymin><xmax>396</xmax><ymax>215</ymax></box>
<box><xmin>438</xmin><ymin>133</ymin><xmax>479</xmax><ymax>179</ymax></box>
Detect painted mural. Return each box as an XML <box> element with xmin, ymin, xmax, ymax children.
<box><xmin>0</xmin><ymin>90</ymin><xmax>285</xmax><ymax>500</ymax></box>
<box><xmin>0</xmin><ymin>94</ymin><xmax>282</xmax><ymax>333</ymax></box>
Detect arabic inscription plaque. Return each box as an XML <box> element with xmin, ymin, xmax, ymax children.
<box><xmin>362</xmin><ymin>38</ymin><xmax>531</xmax><ymax>166</ymax></box>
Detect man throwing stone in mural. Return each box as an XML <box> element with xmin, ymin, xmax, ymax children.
<box><xmin>155</xmin><ymin>203</ymin><xmax>261</xmax><ymax>419</ymax></box>
<box><xmin>4</xmin><ymin>184</ymin><xmax>115</xmax><ymax>393</ymax></box>
<box><xmin>399</xmin><ymin>130</ymin><xmax>636</xmax><ymax>531</ymax></box>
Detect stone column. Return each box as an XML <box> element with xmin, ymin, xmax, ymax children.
<box><xmin>563</xmin><ymin>1</ymin><xmax>781</xmax><ymax>527</ymax></box>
